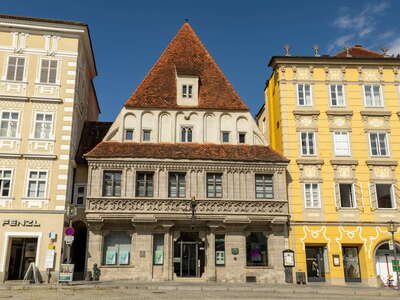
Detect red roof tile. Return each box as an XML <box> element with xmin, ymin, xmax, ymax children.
<box><xmin>124</xmin><ymin>23</ymin><xmax>248</xmax><ymax>111</ymax></box>
<box><xmin>85</xmin><ymin>142</ymin><xmax>289</xmax><ymax>163</ymax></box>
<box><xmin>333</xmin><ymin>45</ymin><xmax>384</xmax><ymax>58</ymax></box>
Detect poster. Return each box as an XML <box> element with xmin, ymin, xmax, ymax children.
<box><xmin>59</xmin><ymin>264</ymin><xmax>74</xmax><ymax>282</ymax></box>
<box><xmin>44</xmin><ymin>249</ymin><xmax>55</xmax><ymax>269</ymax></box>
<box><xmin>105</xmin><ymin>247</ymin><xmax>117</xmax><ymax>265</ymax></box>
<box><xmin>216</xmin><ymin>251</ymin><xmax>225</xmax><ymax>265</ymax></box>
<box><xmin>119</xmin><ymin>250</ymin><xmax>130</xmax><ymax>265</ymax></box>
<box><xmin>153</xmin><ymin>249</ymin><xmax>164</xmax><ymax>265</ymax></box>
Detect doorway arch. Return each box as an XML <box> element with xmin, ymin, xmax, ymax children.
<box><xmin>70</xmin><ymin>221</ymin><xmax>88</xmax><ymax>280</ymax></box>
<box><xmin>374</xmin><ymin>240</ymin><xmax>400</xmax><ymax>287</ymax></box>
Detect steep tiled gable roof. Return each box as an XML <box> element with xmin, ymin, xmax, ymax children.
<box><xmin>333</xmin><ymin>45</ymin><xmax>384</xmax><ymax>58</ymax></box>
<box><xmin>124</xmin><ymin>23</ymin><xmax>248</xmax><ymax>111</ymax></box>
<box><xmin>85</xmin><ymin>142</ymin><xmax>289</xmax><ymax>163</ymax></box>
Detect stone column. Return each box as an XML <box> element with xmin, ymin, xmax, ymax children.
<box><xmin>162</xmin><ymin>224</ymin><xmax>174</xmax><ymax>280</ymax></box>
<box><xmin>206</xmin><ymin>227</ymin><xmax>216</xmax><ymax>281</ymax></box>
<box><xmin>86</xmin><ymin>222</ymin><xmax>103</xmax><ymax>273</ymax></box>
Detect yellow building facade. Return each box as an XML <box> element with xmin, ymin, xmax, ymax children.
<box><xmin>0</xmin><ymin>15</ymin><xmax>99</xmax><ymax>282</ymax></box>
<box><xmin>258</xmin><ymin>46</ymin><xmax>400</xmax><ymax>286</ymax></box>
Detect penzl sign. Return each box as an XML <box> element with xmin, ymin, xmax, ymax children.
<box><xmin>2</xmin><ymin>220</ymin><xmax>40</xmax><ymax>227</ymax></box>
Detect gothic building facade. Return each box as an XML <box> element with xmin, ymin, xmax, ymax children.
<box><xmin>83</xmin><ymin>23</ymin><xmax>290</xmax><ymax>282</ymax></box>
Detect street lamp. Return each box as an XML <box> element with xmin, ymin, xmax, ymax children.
<box><xmin>191</xmin><ymin>196</ymin><xmax>197</xmax><ymax>229</ymax></box>
<box><xmin>388</xmin><ymin>220</ymin><xmax>399</xmax><ymax>289</ymax></box>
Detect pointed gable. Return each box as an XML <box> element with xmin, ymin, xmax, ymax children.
<box><xmin>333</xmin><ymin>45</ymin><xmax>384</xmax><ymax>58</ymax></box>
<box><xmin>124</xmin><ymin>23</ymin><xmax>248</xmax><ymax>110</ymax></box>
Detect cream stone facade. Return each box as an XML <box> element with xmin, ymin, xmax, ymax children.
<box><xmin>82</xmin><ymin>23</ymin><xmax>290</xmax><ymax>283</ymax></box>
<box><xmin>0</xmin><ymin>15</ymin><xmax>99</xmax><ymax>282</ymax></box>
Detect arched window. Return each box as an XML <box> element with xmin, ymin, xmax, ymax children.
<box><xmin>103</xmin><ymin>232</ymin><xmax>131</xmax><ymax>265</ymax></box>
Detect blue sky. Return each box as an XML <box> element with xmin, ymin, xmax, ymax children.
<box><xmin>1</xmin><ymin>0</ymin><xmax>399</xmax><ymax>120</ymax></box>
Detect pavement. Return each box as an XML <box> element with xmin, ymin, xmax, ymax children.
<box><xmin>0</xmin><ymin>281</ymin><xmax>399</xmax><ymax>299</ymax></box>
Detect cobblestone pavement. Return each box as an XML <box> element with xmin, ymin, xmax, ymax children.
<box><xmin>0</xmin><ymin>282</ymin><xmax>399</xmax><ymax>300</ymax></box>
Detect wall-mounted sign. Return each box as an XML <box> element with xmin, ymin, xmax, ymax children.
<box><xmin>45</xmin><ymin>249</ymin><xmax>55</xmax><ymax>269</ymax></box>
<box><xmin>332</xmin><ymin>254</ymin><xmax>340</xmax><ymax>266</ymax></box>
<box><xmin>59</xmin><ymin>264</ymin><xmax>74</xmax><ymax>282</ymax></box>
<box><xmin>231</xmin><ymin>248</ymin><xmax>239</xmax><ymax>255</ymax></box>
<box><xmin>283</xmin><ymin>249</ymin><xmax>295</xmax><ymax>267</ymax></box>
<box><xmin>65</xmin><ymin>227</ymin><xmax>75</xmax><ymax>236</ymax></box>
<box><xmin>2</xmin><ymin>220</ymin><xmax>40</xmax><ymax>227</ymax></box>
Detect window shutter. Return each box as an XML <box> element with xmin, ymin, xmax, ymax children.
<box><xmin>334</xmin><ymin>183</ymin><xmax>340</xmax><ymax>210</ymax></box>
<box><xmin>369</xmin><ymin>183</ymin><xmax>377</xmax><ymax>210</ymax></box>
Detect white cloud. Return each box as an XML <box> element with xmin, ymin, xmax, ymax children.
<box><xmin>328</xmin><ymin>1</ymin><xmax>391</xmax><ymax>53</ymax></box>
<box><xmin>388</xmin><ymin>38</ymin><xmax>400</xmax><ymax>55</ymax></box>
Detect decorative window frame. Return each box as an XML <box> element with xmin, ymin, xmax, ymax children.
<box><xmin>296</xmin><ymin>83</ymin><xmax>313</xmax><ymax>107</ymax></box>
<box><xmin>101</xmin><ymin>169</ymin><xmax>124</xmax><ymax>197</ymax></box>
<box><xmin>298</xmin><ymin>131</ymin><xmax>317</xmax><ymax>157</ymax></box>
<box><xmin>363</xmin><ymin>84</ymin><xmax>385</xmax><ymax>108</ymax></box>
<box><xmin>25</xmin><ymin>169</ymin><xmax>49</xmax><ymax>199</ymax></box>
<box><xmin>31</xmin><ymin>111</ymin><xmax>55</xmax><ymax>140</ymax></box>
<box><xmin>303</xmin><ymin>182</ymin><xmax>322</xmax><ymax>209</ymax></box>
<box><xmin>0</xmin><ymin>110</ymin><xmax>22</xmax><ymax>139</ymax></box>
<box><xmin>180</xmin><ymin>125</ymin><xmax>193</xmax><ymax>143</ymax></box>
<box><xmin>36</xmin><ymin>57</ymin><xmax>61</xmax><ymax>85</ymax></box>
<box><xmin>333</xmin><ymin>182</ymin><xmax>358</xmax><ymax>210</ymax></box>
<box><xmin>367</xmin><ymin>131</ymin><xmax>391</xmax><ymax>158</ymax></box>
<box><xmin>332</xmin><ymin>131</ymin><xmax>352</xmax><ymax>157</ymax></box>
<box><xmin>329</xmin><ymin>83</ymin><xmax>346</xmax><ymax>107</ymax></box>
<box><xmin>2</xmin><ymin>54</ymin><xmax>28</xmax><ymax>82</ymax></box>
<box><xmin>0</xmin><ymin>168</ymin><xmax>14</xmax><ymax>199</ymax></box>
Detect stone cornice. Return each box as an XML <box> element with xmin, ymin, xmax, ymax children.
<box><xmin>365</xmin><ymin>159</ymin><xmax>398</xmax><ymax>167</ymax></box>
<box><xmin>326</xmin><ymin>110</ymin><xmax>354</xmax><ymax>117</ymax></box>
<box><xmin>360</xmin><ymin>110</ymin><xmax>392</xmax><ymax>117</ymax></box>
<box><xmin>330</xmin><ymin>159</ymin><xmax>359</xmax><ymax>166</ymax></box>
<box><xmin>296</xmin><ymin>159</ymin><xmax>324</xmax><ymax>165</ymax></box>
<box><xmin>293</xmin><ymin>110</ymin><xmax>320</xmax><ymax>117</ymax></box>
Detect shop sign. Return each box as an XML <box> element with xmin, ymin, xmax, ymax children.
<box><xmin>45</xmin><ymin>249</ymin><xmax>55</xmax><ymax>269</ymax></box>
<box><xmin>59</xmin><ymin>264</ymin><xmax>74</xmax><ymax>282</ymax></box>
<box><xmin>2</xmin><ymin>219</ymin><xmax>40</xmax><ymax>227</ymax></box>
<box><xmin>392</xmin><ymin>260</ymin><xmax>400</xmax><ymax>272</ymax></box>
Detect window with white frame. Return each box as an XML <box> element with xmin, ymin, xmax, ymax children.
<box><xmin>182</xmin><ymin>84</ymin><xmax>193</xmax><ymax>98</ymax></box>
<box><xmin>39</xmin><ymin>59</ymin><xmax>58</xmax><ymax>84</ymax></box>
<box><xmin>181</xmin><ymin>127</ymin><xmax>193</xmax><ymax>142</ymax></box>
<box><xmin>6</xmin><ymin>56</ymin><xmax>25</xmax><ymax>81</ymax></box>
<box><xmin>333</xmin><ymin>132</ymin><xmax>351</xmax><ymax>156</ymax></box>
<box><xmin>337</xmin><ymin>183</ymin><xmax>356</xmax><ymax>208</ymax></box>
<box><xmin>34</xmin><ymin>113</ymin><xmax>53</xmax><ymax>139</ymax></box>
<box><xmin>297</xmin><ymin>83</ymin><xmax>312</xmax><ymax>106</ymax></box>
<box><xmin>73</xmin><ymin>184</ymin><xmax>86</xmax><ymax>206</ymax></box>
<box><xmin>300</xmin><ymin>132</ymin><xmax>316</xmax><ymax>155</ymax></box>
<box><xmin>375</xmin><ymin>184</ymin><xmax>396</xmax><ymax>209</ymax></box>
<box><xmin>369</xmin><ymin>132</ymin><xmax>389</xmax><ymax>156</ymax></box>
<box><xmin>0</xmin><ymin>111</ymin><xmax>19</xmax><ymax>138</ymax></box>
<box><xmin>125</xmin><ymin>129</ymin><xmax>134</xmax><ymax>141</ymax></box>
<box><xmin>364</xmin><ymin>85</ymin><xmax>383</xmax><ymax>107</ymax></box>
<box><xmin>304</xmin><ymin>183</ymin><xmax>321</xmax><ymax>208</ymax></box>
<box><xmin>0</xmin><ymin>169</ymin><xmax>12</xmax><ymax>197</ymax></box>
<box><xmin>27</xmin><ymin>170</ymin><xmax>48</xmax><ymax>198</ymax></box>
<box><xmin>255</xmin><ymin>174</ymin><xmax>273</xmax><ymax>199</ymax></box>
<box><xmin>330</xmin><ymin>84</ymin><xmax>345</xmax><ymax>106</ymax></box>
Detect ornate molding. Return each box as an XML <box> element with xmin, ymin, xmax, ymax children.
<box><xmin>330</xmin><ymin>159</ymin><xmax>358</xmax><ymax>166</ymax></box>
<box><xmin>326</xmin><ymin>110</ymin><xmax>353</xmax><ymax>117</ymax></box>
<box><xmin>86</xmin><ymin>198</ymin><xmax>288</xmax><ymax>216</ymax></box>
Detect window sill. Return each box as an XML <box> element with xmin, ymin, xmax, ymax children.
<box><xmin>296</xmin><ymin>158</ymin><xmax>324</xmax><ymax>165</ymax></box>
<box><xmin>0</xmin><ymin>80</ymin><xmax>28</xmax><ymax>84</ymax></box>
<box><xmin>366</xmin><ymin>159</ymin><xmax>397</xmax><ymax>166</ymax></box>
<box><xmin>100</xmin><ymin>265</ymin><xmax>134</xmax><ymax>268</ymax></box>
<box><xmin>34</xmin><ymin>82</ymin><xmax>61</xmax><ymax>87</ymax></box>
<box><xmin>21</xmin><ymin>198</ymin><xmax>49</xmax><ymax>201</ymax></box>
<box><xmin>245</xmin><ymin>266</ymin><xmax>273</xmax><ymax>269</ymax></box>
<box><xmin>375</xmin><ymin>208</ymin><xmax>398</xmax><ymax>211</ymax></box>
<box><xmin>330</xmin><ymin>159</ymin><xmax>358</xmax><ymax>166</ymax></box>
<box><xmin>0</xmin><ymin>137</ymin><xmax>21</xmax><ymax>141</ymax></box>
<box><xmin>28</xmin><ymin>138</ymin><xmax>56</xmax><ymax>142</ymax></box>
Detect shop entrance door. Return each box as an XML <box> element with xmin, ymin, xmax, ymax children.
<box><xmin>305</xmin><ymin>246</ymin><xmax>325</xmax><ymax>282</ymax></box>
<box><xmin>343</xmin><ymin>246</ymin><xmax>361</xmax><ymax>282</ymax></box>
<box><xmin>173</xmin><ymin>232</ymin><xmax>205</xmax><ymax>277</ymax></box>
<box><xmin>7</xmin><ymin>238</ymin><xmax>38</xmax><ymax>280</ymax></box>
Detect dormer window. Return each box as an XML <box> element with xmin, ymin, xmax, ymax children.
<box><xmin>182</xmin><ymin>84</ymin><xmax>193</xmax><ymax>98</ymax></box>
<box><xmin>176</xmin><ymin>75</ymin><xmax>198</xmax><ymax>106</ymax></box>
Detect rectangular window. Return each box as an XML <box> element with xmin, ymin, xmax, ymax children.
<box><xmin>364</xmin><ymin>85</ymin><xmax>383</xmax><ymax>107</ymax></box>
<box><xmin>182</xmin><ymin>84</ymin><xmax>193</xmax><ymax>98</ymax></box>
<box><xmin>338</xmin><ymin>183</ymin><xmax>356</xmax><ymax>208</ymax></box>
<box><xmin>181</xmin><ymin>127</ymin><xmax>193</xmax><ymax>142</ymax></box>
<box><xmin>304</xmin><ymin>183</ymin><xmax>320</xmax><ymax>208</ymax></box>
<box><xmin>27</xmin><ymin>170</ymin><xmax>47</xmax><ymax>198</ymax></box>
<box><xmin>168</xmin><ymin>172</ymin><xmax>185</xmax><ymax>198</ymax></box>
<box><xmin>300</xmin><ymin>132</ymin><xmax>316</xmax><ymax>155</ymax></box>
<box><xmin>255</xmin><ymin>174</ymin><xmax>273</xmax><ymax>199</ymax></box>
<box><xmin>297</xmin><ymin>83</ymin><xmax>312</xmax><ymax>106</ymax></box>
<box><xmin>102</xmin><ymin>171</ymin><xmax>122</xmax><ymax>197</ymax></box>
<box><xmin>142</xmin><ymin>129</ymin><xmax>151</xmax><ymax>142</ymax></box>
<box><xmin>6</xmin><ymin>56</ymin><xmax>25</xmax><ymax>81</ymax></box>
<box><xmin>153</xmin><ymin>234</ymin><xmax>164</xmax><ymax>265</ymax></box>
<box><xmin>246</xmin><ymin>232</ymin><xmax>268</xmax><ymax>267</ymax></box>
<box><xmin>136</xmin><ymin>172</ymin><xmax>154</xmax><ymax>197</ymax></box>
<box><xmin>34</xmin><ymin>113</ymin><xmax>53</xmax><ymax>139</ymax></box>
<box><xmin>103</xmin><ymin>232</ymin><xmax>131</xmax><ymax>265</ymax></box>
<box><xmin>376</xmin><ymin>184</ymin><xmax>395</xmax><ymax>209</ymax></box>
<box><xmin>0</xmin><ymin>169</ymin><xmax>12</xmax><ymax>197</ymax></box>
<box><xmin>222</xmin><ymin>131</ymin><xmax>230</xmax><ymax>143</ymax></box>
<box><xmin>369</xmin><ymin>132</ymin><xmax>389</xmax><ymax>156</ymax></box>
<box><xmin>73</xmin><ymin>184</ymin><xmax>86</xmax><ymax>206</ymax></box>
<box><xmin>40</xmin><ymin>59</ymin><xmax>58</xmax><ymax>84</ymax></box>
<box><xmin>0</xmin><ymin>111</ymin><xmax>19</xmax><ymax>138</ymax></box>
<box><xmin>207</xmin><ymin>173</ymin><xmax>222</xmax><ymax>198</ymax></box>
<box><xmin>330</xmin><ymin>84</ymin><xmax>345</xmax><ymax>106</ymax></box>
<box><xmin>238</xmin><ymin>132</ymin><xmax>246</xmax><ymax>144</ymax></box>
<box><xmin>215</xmin><ymin>234</ymin><xmax>225</xmax><ymax>266</ymax></box>
<box><xmin>333</xmin><ymin>132</ymin><xmax>351</xmax><ymax>156</ymax></box>
<box><xmin>125</xmin><ymin>129</ymin><xmax>134</xmax><ymax>141</ymax></box>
